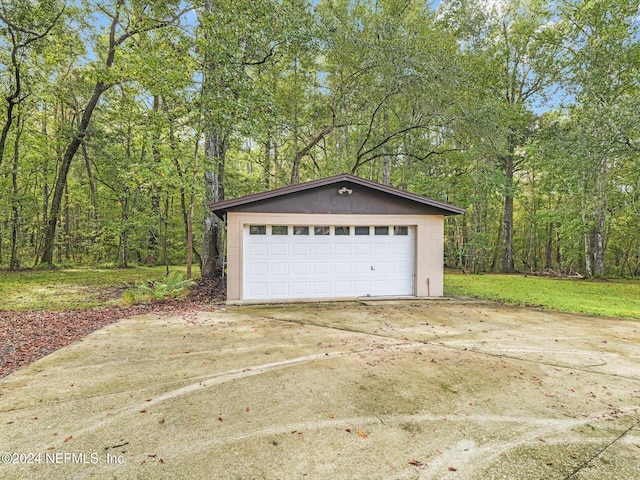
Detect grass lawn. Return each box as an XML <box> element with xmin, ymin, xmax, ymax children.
<box><xmin>445</xmin><ymin>271</ymin><xmax>640</xmax><ymax>319</ymax></box>
<box><xmin>0</xmin><ymin>266</ymin><xmax>192</xmax><ymax>311</ymax></box>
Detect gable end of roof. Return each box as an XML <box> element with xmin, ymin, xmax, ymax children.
<box><xmin>209</xmin><ymin>173</ymin><xmax>465</xmax><ymax>217</ymax></box>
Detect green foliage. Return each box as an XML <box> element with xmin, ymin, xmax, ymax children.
<box><xmin>445</xmin><ymin>272</ymin><xmax>640</xmax><ymax>319</ymax></box>
<box><xmin>0</xmin><ymin>0</ymin><xmax>638</xmax><ymax>281</ymax></box>
<box><xmin>123</xmin><ymin>271</ymin><xmax>195</xmax><ymax>304</ymax></box>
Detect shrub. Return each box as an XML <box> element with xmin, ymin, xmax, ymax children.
<box><xmin>122</xmin><ymin>272</ymin><xmax>195</xmax><ymax>304</ymax></box>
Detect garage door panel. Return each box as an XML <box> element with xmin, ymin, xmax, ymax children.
<box><xmin>249</xmin><ymin>243</ymin><xmax>268</xmax><ymax>256</ymax></box>
<box><xmin>271</xmin><ymin>243</ymin><xmax>289</xmax><ymax>255</ymax></box>
<box><xmin>292</xmin><ymin>263</ymin><xmax>311</xmax><ymax>274</ymax></box>
<box><xmin>373</xmin><ymin>243</ymin><xmax>390</xmax><ymax>255</ymax></box>
<box><xmin>353</xmin><ymin>243</ymin><xmax>371</xmax><ymax>255</ymax></box>
<box><xmin>374</xmin><ymin>262</ymin><xmax>390</xmax><ymax>273</ymax></box>
<box><xmin>314</xmin><ymin>262</ymin><xmax>331</xmax><ymax>274</ymax></box>
<box><xmin>392</xmin><ymin>261</ymin><xmax>412</xmax><ymax>273</ymax></box>
<box><xmin>292</xmin><ymin>282</ymin><xmax>311</xmax><ymax>295</ymax></box>
<box><xmin>247</xmin><ymin>283</ymin><xmax>268</xmax><ymax>296</ymax></box>
<box><xmin>334</xmin><ymin>243</ymin><xmax>351</xmax><ymax>255</ymax></box>
<box><xmin>271</xmin><ymin>263</ymin><xmax>289</xmax><ymax>275</ymax></box>
<box><xmin>243</xmin><ymin>224</ymin><xmax>414</xmax><ymax>300</ymax></box>
<box><xmin>374</xmin><ymin>279</ymin><xmax>390</xmax><ymax>291</ymax></box>
<box><xmin>248</xmin><ymin>263</ymin><xmax>268</xmax><ymax>275</ymax></box>
<box><xmin>354</xmin><ymin>280</ymin><xmax>371</xmax><ymax>293</ymax></box>
<box><xmin>293</xmin><ymin>244</ymin><xmax>311</xmax><ymax>256</ymax></box>
<box><xmin>354</xmin><ymin>262</ymin><xmax>372</xmax><ymax>274</ymax></box>
<box><xmin>271</xmin><ymin>282</ymin><xmax>289</xmax><ymax>295</ymax></box>
<box><xmin>392</xmin><ymin>243</ymin><xmax>412</xmax><ymax>255</ymax></box>
<box><xmin>391</xmin><ymin>278</ymin><xmax>412</xmax><ymax>290</ymax></box>
<box><xmin>313</xmin><ymin>281</ymin><xmax>331</xmax><ymax>294</ymax></box>
<box><xmin>334</xmin><ymin>262</ymin><xmax>351</xmax><ymax>274</ymax></box>
<box><xmin>313</xmin><ymin>243</ymin><xmax>332</xmax><ymax>255</ymax></box>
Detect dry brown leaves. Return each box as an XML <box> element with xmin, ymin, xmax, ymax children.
<box><xmin>0</xmin><ymin>276</ymin><xmax>226</xmax><ymax>378</ymax></box>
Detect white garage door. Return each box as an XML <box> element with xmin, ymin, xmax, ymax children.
<box><xmin>243</xmin><ymin>224</ymin><xmax>415</xmax><ymax>300</ymax></box>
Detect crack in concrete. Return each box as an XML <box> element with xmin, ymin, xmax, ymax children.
<box><xmin>562</xmin><ymin>417</ymin><xmax>640</xmax><ymax>479</ymax></box>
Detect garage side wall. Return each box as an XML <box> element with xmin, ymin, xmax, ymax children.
<box><xmin>417</xmin><ymin>215</ymin><xmax>444</xmax><ymax>297</ymax></box>
<box><xmin>225</xmin><ymin>212</ymin><xmax>444</xmax><ymax>301</ymax></box>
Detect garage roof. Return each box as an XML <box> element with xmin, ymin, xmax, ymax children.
<box><xmin>209</xmin><ymin>173</ymin><xmax>465</xmax><ymax>218</ymax></box>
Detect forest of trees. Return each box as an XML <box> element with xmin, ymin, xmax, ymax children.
<box><xmin>0</xmin><ymin>0</ymin><xmax>638</xmax><ymax>277</ymax></box>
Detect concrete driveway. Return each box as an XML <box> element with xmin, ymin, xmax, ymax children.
<box><xmin>1</xmin><ymin>300</ymin><xmax>639</xmax><ymax>479</ymax></box>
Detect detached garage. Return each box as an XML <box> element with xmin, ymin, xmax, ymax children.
<box><xmin>209</xmin><ymin>174</ymin><xmax>464</xmax><ymax>302</ymax></box>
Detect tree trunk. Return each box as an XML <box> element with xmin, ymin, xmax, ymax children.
<box><xmin>39</xmin><ymin>0</ymin><xmax>179</xmax><ymax>265</ymax></box>
<box><xmin>526</xmin><ymin>169</ymin><xmax>537</xmax><ymax>270</ymax></box>
<box><xmin>501</xmin><ymin>133</ymin><xmax>515</xmax><ymax>273</ymax></box>
<box><xmin>291</xmin><ymin>56</ymin><xmax>300</xmax><ymax>185</ymax></box>
<box><xmin>186</xmin><ymin>196</ymin><xmax>195</xmax><ymax>279</ymax></box>
<box><xmin>594</xmin><ymin>156</ymin><xmax>607</xmax><ymax>276</ymax></box>
<box><xmin>585</xmin><ymin>228</ymin><xmax>595</xmax><ymax>276</ymax></box>
<box><xmin>382</xmin><ymin>156</ymin><xmax>391</xmax><ymax>186</ymax></box>
<box><xmin>263</xmin><ymin>137</ymin><xmax>271</xmax><ymax>189</ymax></box>
<box><xmin>545</xmin><ymin>221</ymin><xmax>553</xmax><ymax>269</ymax></box>
<box><xmin>0</xmin><ymin>89</ymin><xmax>18</xmax><ymax>171</ymax></box>
<box><xmin>81</xmin><ymin>141</ymin><xmax>99</xmax><ymax>221</ymax></box>
<box><xmin>119</xmin><ymin>194</ymin><xmax>129</xmax><ymax>268</ymax></box>
<box><xmin>40</xmin><ymin>80</ymin><xmax>109</xmax><ymax>265</ymax></box>
<box><xmin>162</xmin><ymin>95</ymin><xmax>200</xmax><ymax>267</ymax></box>
<box><xmin>200</xmin><ymin>0</ymin><xmax>227</xmax><ymax>278</ymax></box>
<box><xmin>382</xmin><ymin>109</ymin><xmax>391</xmax><ymax>185</ymax></box>
<box><xmin>9</xmin><ymin>112</ymin><xmax>23</xmax><ymax>270</ymax></box>
<box><xmin>186</xmin><ymin>132</ymin><xmax>200</xmax><ymax>279</ymax></box>
<box><xmin>491</xmin><ymin>220</ymin><xmax>503</xmax><ymax>272</ymax></box>
<box><xmin>337</xmin><ymin>125</ymin><xmax>343</xmax><ymax>170</ymax></box>
<box><xmin>161</xmin><ymin>194</ymin><xmax>170</xmax><ymax>274</ymax></box>
<box><xmin>201</xmin><ymin>130</ymin><xmax>226</xmax><ymax>277</ymax></box>
<box><xmin>147</xmin><ymin>95</ymin><xmax>162</xmax><ymax>265</ymax></box>
<box><xmin>40</xmin><ymin>1</ymin><xmax>118</xmax><ymax>266</ymax></box>
<box><xmin>0</xmin><ymin>37</ymin><xmax>22</xmax><ymax>170</ymax></box>
<box><xmin>64</xmin><ymin>181</ymin><xmax>71</xmax><ymax>261</ymax></box>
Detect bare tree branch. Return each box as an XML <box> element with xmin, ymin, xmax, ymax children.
<box><xmin>114</xmin><ymin>5</ymin><xmax>194</xmax><ymax>46</ymax></box>
<box><xmin>355</xmin><ymin>90</ymin><xmax>398</xmax><ymax>161</ymax></box>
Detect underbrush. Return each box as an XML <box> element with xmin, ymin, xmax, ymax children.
<box><xmin>0</xmin><ymin>266</ymin><xmax>188</xmax><ymax>311</ymax></box>
<box><xmin>122</xmin><ymin>272</ymin><xmax>196</xmax><ymax>304</ymax></box>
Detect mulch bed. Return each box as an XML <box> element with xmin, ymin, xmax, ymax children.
<box><xmin>0</xmin><ymin>276</ymin><xmax>226</xmax><ymax>379</ymax></box>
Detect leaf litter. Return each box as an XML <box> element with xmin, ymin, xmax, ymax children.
<box><xmin>0</xmin><ymin>276</ymin><xmax>225</xmax><ymax>378</ymax></box>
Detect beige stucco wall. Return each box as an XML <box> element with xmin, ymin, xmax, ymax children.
<box><xmin>225</xmin><ymin>212</ymin><xmax>445</xmax><ymax>301</ymax></box>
